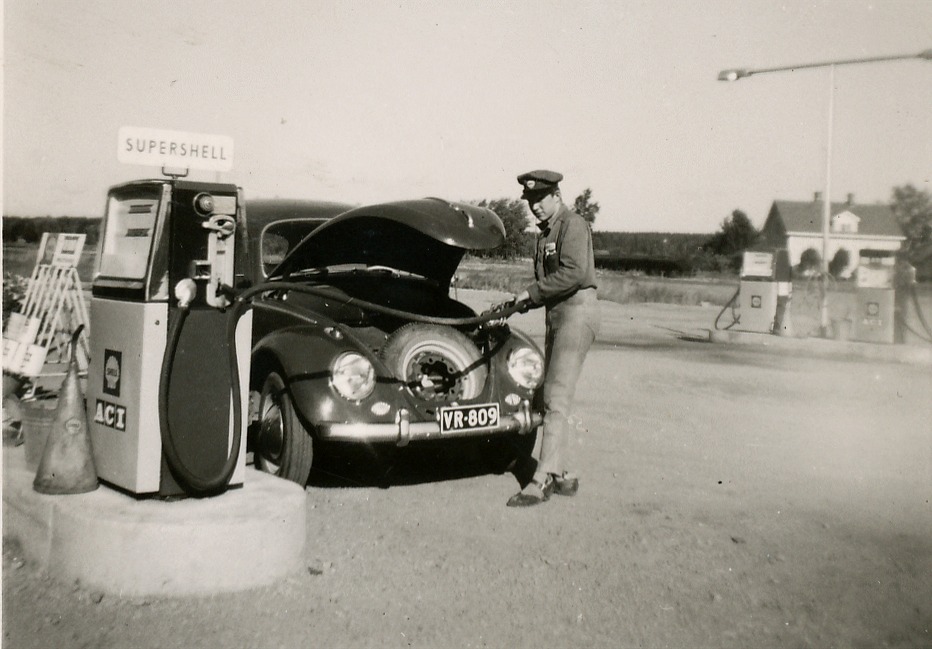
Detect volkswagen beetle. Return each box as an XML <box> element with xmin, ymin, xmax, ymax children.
<box><xmin>243</xmin><ymin>197</ymin><xmax>544</xmax><ymax>485</ymax></box>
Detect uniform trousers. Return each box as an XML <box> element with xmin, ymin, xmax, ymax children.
<box><xmin>537</xmin><ymin>287</ymin><xmax>600</xmax><ymax>476</ymax></box>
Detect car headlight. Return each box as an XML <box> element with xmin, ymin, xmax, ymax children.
<box><xmin>331</xmin><ymin>352</ymin><xmax>376</xmax><ymax>401</ymax></box>
<box><xmin>506</xmin><ymin>346</ymin><xmax>544</xmax><ymax>389</ymax></box>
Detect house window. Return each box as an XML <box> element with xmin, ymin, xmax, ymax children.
<box><xmin>831</xmin><ymin>211</ymin><xmax>859</xmax><ymax>234</ymax></box>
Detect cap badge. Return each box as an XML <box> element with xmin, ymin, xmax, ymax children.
<box><xmin>525</xmin><ymin>180</ymin><xmax>536</xmax><ymax>189</ymax></box>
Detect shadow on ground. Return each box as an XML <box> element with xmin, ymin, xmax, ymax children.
<box><xmin>307</xmin><ymin>436</ymin><xmax>537</xmax><ymax>490</ymax></box>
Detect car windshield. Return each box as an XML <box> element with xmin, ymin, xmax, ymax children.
<box><xmin>261</xmin><ymin>220</ymin><xmax>328</xmax><ymax>277</ymax></box>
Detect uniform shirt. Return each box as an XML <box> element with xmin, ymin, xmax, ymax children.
<box><xmin>525</xmin><ymin>204</ymin><xmax>598</xmax><ymax>305</ymax></box>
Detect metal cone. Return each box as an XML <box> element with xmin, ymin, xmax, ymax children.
<box><xmin>33</xmin><ymin>327</ymin><xmax>98</xmax><ymax>495</ymax></box>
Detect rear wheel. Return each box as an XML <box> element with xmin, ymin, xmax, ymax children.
<box><xmin>254</xmin><ymin>369</ymin><xmax>313</xmax><ymax>486</ymax></box>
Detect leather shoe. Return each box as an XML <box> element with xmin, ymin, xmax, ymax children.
<box><xmin>506</xmin><ymin>477</ymin><xmax>553</xmax><ymax>507</ymax></box>
<box><xmin>552</xmin><ymin>473</ymin><xmax>579</xmax><ymax>497</ymax></box>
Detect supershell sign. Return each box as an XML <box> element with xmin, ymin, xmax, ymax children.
<box><xmin>118</xmin><ymin>126</ymin><xmax>234</xmax><ymax>172</ymax></box>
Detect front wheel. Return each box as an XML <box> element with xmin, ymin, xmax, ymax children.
<box><xmin>253</xmin><ymin>369</ymin><xmax>314</xmax><ymax>486</ymax></box>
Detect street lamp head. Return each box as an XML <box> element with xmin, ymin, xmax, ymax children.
<box><xmin>718</xmin><ymin>69</ymin><xmax>751</xmax><ymax>82</ymax></box>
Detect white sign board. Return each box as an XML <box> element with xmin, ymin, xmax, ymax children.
<box><xmin>118</xmin><ymin>126</ymin><xmax>234</xmax><ymax>172</ymax></box>
<box><xmin>741</xmin><ymin>251</ymin><xmax>774</xmax><ymax>279</ymax></box>
<box><xmin>856</xmin><ymin>256</ymin><xmax>895</xmax><ymax>289</ymax></box>
<box><xmin>37</xmin><ymin>232</ymin><xmax>86</xmax><ymax>267</ymax></box>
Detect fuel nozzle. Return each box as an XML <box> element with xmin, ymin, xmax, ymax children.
<box><xmin>202</xmin><ymin>214</ymin><xmax>236</xmax><ymax>238</ymax></box>
<box><xmin>174</xmin><ymin>278</ymin><xmax>198</xmax><ymax>309</ymax></box>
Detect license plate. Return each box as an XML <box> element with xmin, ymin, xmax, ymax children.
<box><xmin>439</xmin><ymin>403</ymin><xmax>500</xmax><ymax>434</ymax></box>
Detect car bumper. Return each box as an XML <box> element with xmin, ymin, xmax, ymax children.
<box><xmin>318</xmin><ymin>404</ymin><xmax>543</xmax><ymax>447</ymax></box>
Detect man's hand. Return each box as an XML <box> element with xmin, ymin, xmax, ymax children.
<box><xmin>511</xmin><ymin>291</ymin><xmax>532</xmax><ymax>313</ymax></box>
<box><xmin>481</xmin><ymin>298</ymin><xmax>514</xmax><ymax>323</ymax></box>
<box><xmin>490</xmin><ymin>297</ymin><xmax>517</xmax><ymax>313</ymax></box>
<box><xmin>482</xmin><ymin>295</ymin><xmax>532</xmax><ymax>321</ymax></box>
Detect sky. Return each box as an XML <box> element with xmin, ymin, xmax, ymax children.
<box><xmin>2</xmin><ymin>0</ymin><xmax>931</xmax><ymax>233</ymax></box>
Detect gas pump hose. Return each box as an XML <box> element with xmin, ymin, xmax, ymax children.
<box><xmin>231</xmin><ymin>281</ymin><xmax>531</xmax><ymax>328</ymax></box>
<box><xmin>714</xmin><ymin>288</ymin><xmax>741</xmax><ymax>331</ymax></box>
<box><xmin>904</xmin><ymin>282</ymin><xmax>932</xmax><ymax>343</ymax></box>
<box><xmin>159</xmin><ymin>304</ymin><xmax>245</xmax><ymax>495</ymax></box>
<box><xmin>158</xmin><ymin>281</ymin><xmax>528</xmax><ymax>496</ymax></box>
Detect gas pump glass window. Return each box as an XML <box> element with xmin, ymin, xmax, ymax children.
<box><xmin>99</xmin><ymin>188</ymin><xmax>162</xmax><ymax>280</ymax></box>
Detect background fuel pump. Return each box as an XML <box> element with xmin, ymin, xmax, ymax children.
<box><xmin>87</xmin><ymin>179</ymin><xmax>251</xmax><ymax>497</ymax></box>
<box><xmin>853</xmin><ymin>250</ymin><xmax>896</xmax><ymax>344</ymax></box>
<box><xmin>735</xmin><ymin>248</ymin><xmax>792</xmax><ymax>334</ymax></box>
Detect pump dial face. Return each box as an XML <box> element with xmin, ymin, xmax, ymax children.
<box><xmin>194</xmin><ymin>193</ymin><xmax>215</xmax><ymax>215</ymax></box>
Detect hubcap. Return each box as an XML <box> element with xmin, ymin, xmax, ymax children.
<box><xmin>257</xmin><ymin>386</ymin><xmax>285</xmax><ymax>472</ymax></box>
<box><xmin>406</xmin><ymin>351</ymin><xmax>464</xmax><ymax>403</ymax></box>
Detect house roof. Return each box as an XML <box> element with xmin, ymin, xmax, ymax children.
<box><xmin>771</xmin><ymin>200</ymin><xmax>903</xmax><ymax>238</ymax></box>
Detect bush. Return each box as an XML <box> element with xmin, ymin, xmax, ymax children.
<box><xmin>828</xmin><ymin>249</ymin><xmax>851</xmax><ymax>278</ymax></box>
<box><xmin>798</xmin><ymin>248</ymin><xmax>821</xmax><ymax>274</ymax></box>
<box><xmin>2</xmin><ymin>273</ymin><xmax>30</xmax><ymax>327</ymax></box>
<box><xmin>470</xmin><ymin>199</ymin><xmax>533</xmax><ymax>260</ymax></box>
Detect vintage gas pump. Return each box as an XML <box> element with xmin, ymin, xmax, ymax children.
<box><xmin>87</xmin><ymin>179</ymin><xmax>251</xmax><ymax>497</ymax></box>
<box><xmin>736</xmin><ymin>248</ymin><xmax>791</xmax><ymax>334</ymax></box>
<box><xmin>853</xmin><ymin>249</ymin><xmax>896</xmax><ymax>344</ymax></box>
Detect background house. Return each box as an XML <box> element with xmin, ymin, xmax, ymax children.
<box><xmin>759</xmin><ymin>193</ymin><xmax>905</xmax><ymax>278</ymax></box>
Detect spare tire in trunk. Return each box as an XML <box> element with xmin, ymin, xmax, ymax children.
<box><xmin>380</xmin><ymin>324</ymin><xmax>487</xmax><ymax>404</ymax></box>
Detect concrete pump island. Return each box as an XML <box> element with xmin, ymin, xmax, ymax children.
<box><xmin>4</xmin><ymin>129</ymin><xmax>305</xmax><ymax>597</ymax></box>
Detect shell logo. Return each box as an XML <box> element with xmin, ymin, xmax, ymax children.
<box><xmin>104</xmin><ymin>350</ymin><xmax>121</xmax><ymax>396</ymax></box>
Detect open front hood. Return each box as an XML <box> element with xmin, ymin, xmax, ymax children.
<box><xmin>269</xmin><ymin>198</ymin><xmax>506</xmax><ymax>287</ymax></box>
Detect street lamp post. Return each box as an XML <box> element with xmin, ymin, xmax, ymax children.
<box><xmin>718</xmin><ymin>49</ymin><xmax>932</xmax><ymax>337</ymax></box>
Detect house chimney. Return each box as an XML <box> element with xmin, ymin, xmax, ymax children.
<box><xmin>846</xmin><ymin>193</ymin><xmax>854</xmax><ymax>205</ymax></box>
<box><xmin>813</xmin><ymin>191</ymin><xmax>822</xmax><ymax>202</ymax></box>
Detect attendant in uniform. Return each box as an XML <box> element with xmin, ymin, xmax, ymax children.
<box><xmin>502</xmin><ymin>170</ymin><xmax>600</xmax><ymax>507</ymax></box>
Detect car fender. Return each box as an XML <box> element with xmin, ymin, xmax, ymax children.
<box><xmin>252</xmin><ymin>326</ymin><xmax>348</xmax><ymax>382</ymax></box>
<box><xmin>486</xmin><ymin>326</ymin><xmax>544</xmax><ymax>403</ymax></box>
<box><xmin>251</xmin><ymin>326</ymin><xmax>413</xmax><ymax>427</ymax></box>
<box><xmin>503</xmin><ymin>326</ymin><xmax>542</xmax><ymax>355</ymax></box>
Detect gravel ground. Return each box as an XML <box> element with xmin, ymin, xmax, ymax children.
<box><xmin>4</xmin><ymin>295</ymin><xmax>931</xmax><ymax>648</ymax></box>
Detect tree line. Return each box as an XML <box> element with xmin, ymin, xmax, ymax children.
<box><xmin>468</xmin><ymin>191</ymin><xmax>737</xmax><ymax>275</ymax></box>
<box><xmin>471</xmin><ymin>183</ymin><xmax>931</xmax><ymax>279</ymax></box>
<box><xmin>4</xmin><ymin>183</ymin><xmax>930</xmax><ymax>279</ymax></box>
<box><xmin>3</xmin><ymin>216</ymin><xmax>101</xmax><ymax>246</ymax></box>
